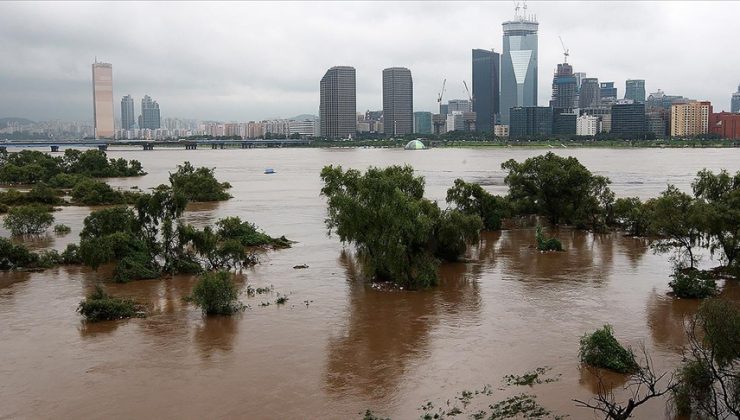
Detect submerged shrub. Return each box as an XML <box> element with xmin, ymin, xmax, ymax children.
<box><xmin>37</xmin><ymin>249</ymin><xmax>62</xmax><ymax>268</ymax></box>
<box><xmin>3</xmin><ymin>204</ymin><xmax>55</xmax><ymax>235</ymax></box>
<box><xmin>188</xmin><ymin>271</ymin><xmax>243</xmax><ymax>315</ymax></box>
<box><xmin>54</xmin><ymin>224</ymin><xmax>71</xmax><ymax>234</ymax></box>
<box><xmin>579</xmin><ymin>325</ymin><xmax>639</xmax><ymax>374</ymax></box>
<box><xmin>169</xmin><ymin>162</ymin><xmax>232</xmax><ymax>202</ymax></box>
<box><xmin>0</xmin><ymin>237</ymin><xmax>39</xmax><ymax>270</ymax></box>
<box><xmin>61</xmin><ymin>243</ymin><xmax>82</xmax><ymax>264</ymax></box>
<box><xmin>77</xmin><ymin>284</ymin><xmax>139</xmax><ymax>322</ymax></box>
<box><xmin>669</xmin><ymin>269</ymin><xmax>718</xmax><ymax>299</ymax></box>
<box><xmin>535</xmin><ymin>226</ymin><xmax>563</xmax><ymax>251</ymax></box>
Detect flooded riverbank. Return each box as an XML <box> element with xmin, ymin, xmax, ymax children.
<box><xmin>1</xmin><ymin>147</ymin><xmax>738</xmax><ymax>418</ymax></box>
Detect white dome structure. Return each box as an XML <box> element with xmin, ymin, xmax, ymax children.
<box><xmin>404</xmin><ymin>139</ymin><xmax>426</xmax><ymax>150</ymax></box>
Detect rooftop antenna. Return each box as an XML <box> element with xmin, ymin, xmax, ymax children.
<box><xmin>514</xmin><ymin>1</ymin><xmax>520</xmax><ymax>18</ymax></box>
<box><xmin>523</xmin><ymin>0</ymin><xmax>528</xmax><ymax>19</ymax></box>
<box><xmin>559</xmin><ymin>36</ymin><xmax>570</xmax><ymax>64</ymax></box>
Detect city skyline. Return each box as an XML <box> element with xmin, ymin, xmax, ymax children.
<box><xmin>1</xmin><ymin>1</ymin><xmax>739</xmax><ymax>122</ymax></box>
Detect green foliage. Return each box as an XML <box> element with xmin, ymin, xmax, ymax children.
<box><xmin>446</xmin><ymin>178</ymin><xmax>509</xmax><ymax>230</ymax></box>
<box><xmin>0</xmin><ymin>183</ymin><xmax>64</xmax><ymax>208</ymax></box>
<box><xmin>668</xmin><ymin>269</ymin><xmax>718</xmax><ymax>299</ymax></box>
<box><xmin>535</xmin><ymin>226</ymin><xmax>563</xmax><ymax>251</ymax></box>
<box><xmin>3</xmin><ymin>204</ymin><xmax>54</xmax><ymax>235</ymax></box>
<box><xmin>0</xmin><ymin>149</ymin><xmax>144</xmax><ymax>185</ymax></box>
<box><xmin>648</xmin><ymin>185</ymin><xmax>705</xmax><ymax>269</ymax></box>
<box><xmin>36</xmin><ymin>249</ymin><xmax>62</xmax><ymax>268</ymax></box>
<box><xmin>0</xmin><ymin>203</ymin><xmax>7</xmax><ymax>213</ymax></box>
<box><xmin>672</xmin><ymin>299</ymin><xmax>740</xmax><ymax>418</ymax></box>
<box><xmin>0</xmin><ymin>237</ymin><xmax>39</xmax><ymax>269</ymax></box>
<box><xmin>61</xmin><ymin>243</ymin><xmax>82</xmax><ymax>264</ymax></box>
<box><xmin>216</xmin><ymin>216</ymin><xmax>275</xmax><ymax>247</ymax></box>
<box><xmin>47</xmin><ymin>173</ymin><xmax>90</xmax><ymax>189</ymax></box>
<box><xmin>169</xmin><ymin>161</ymin><xmax>231</xmax><ymax>201</ymax></box>
<box><xmin>692</xmin><ymin>169</ymin><xmax>740</xmax><ymax>268</ymax></box>
<box><xmin>53</xmin><ymin>224</ymin><xmax>71</xmax><ymax>234</ymax></box>
<box><xmin>501</xmin><ymin>152</ymin><xmax>614</xmax><ymax>228</ymax></box>
<box><xmin>71</xmin><ymin>178</ymin><xmax>140</xmax><ymax>205</ymax></box>
<box><xmin>188</xmin><ymin>271</ymin><xmax>243</xmax><ymax>315</ymax></box>
<box><xmin>77</xmin><ymin>284</ymin><xmax>139</xmax><ymax>322</ymax></box>
<box><xmin>488</xmin><ymin>394</ymin><xmax>555</xmax><ymax>419</ymax></box>
<box><xmin>80</xmin><ymin>206</ymin><xmax>138</xmax><ymax>239</ymax></box>
<box><xmin>579</xmin><ymin>325</ymin><xmax>639</xmax><ymax>374</ymax></box>
<box><xmin>113</xmin><ymin>255</ymin><xmax>161</xmax><ymax>283</ymax></box>
<box><xmin>613</xmin><ymin>197</ymin><xmax>652</xmax><ymax>237</ymax></box>
<box><xmin>321</xmin><ymin>165</ymin><xmax>483</xmax><ymax>289</ymax></box>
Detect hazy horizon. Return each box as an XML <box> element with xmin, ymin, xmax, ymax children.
<box><xmin>1</xmin><ymin>1</ymin><xmax>738</xmax><ymax>122</ymax></box>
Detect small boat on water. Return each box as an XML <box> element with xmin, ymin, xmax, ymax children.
<box><xmin>264</xmin><ymin>168</ymin><xmax>276</xmax><ymax>174</ymax></box>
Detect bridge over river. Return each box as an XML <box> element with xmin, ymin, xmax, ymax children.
<box><xmin>0</xmin><ymin>138</ymin><xmax>312</xmax><ymax>152</ymax></box>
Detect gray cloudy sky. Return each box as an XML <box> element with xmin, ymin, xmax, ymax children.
<box><xmin>1</xmin><ymin>1</ymin><xmax>738</xmax><ymax>122</ymax></box>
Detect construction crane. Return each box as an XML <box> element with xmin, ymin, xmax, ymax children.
<box><xmin>436</xmin><ymin>78</ymin><xmax>447</xmax><ymax>112</ymax></box>
<box><xmin>559</xmin><ymin>36</ymin><xmax>569</xmax><ymax>63</ymax></box>
<box><xmin>433</xmin><ymin>79</ymin><xmax>447</xmax><ymax>135</ymax></box>
<box><xmin>463</xmin><ymin>80</ymin><xmax>474</xmax><ymax>105</ymax></box>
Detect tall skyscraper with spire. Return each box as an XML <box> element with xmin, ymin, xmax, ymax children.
<box><xmin>500</xmin><ymin>3</ymin><xmax>538</xmax><ymax>125</ymax></box>
<box><xmin>92</xmin><ymin>60</ymin><xmax>114</xmax><ymax>138</ymax></box>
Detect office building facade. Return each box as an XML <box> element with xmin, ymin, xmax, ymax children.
<box><xmin>121</xmin><ymin>95</ymin><xmax>135</xmax><ymax>130</ymax></box>
<box><xmin>576</xmin><ymin>115</ymin><xmax>601</xmax><ymax>136</ymax></box>
<box><xmin>382</xmin><ymin>67</ymin><xmax>413</xmax><ymax>136</ymax></box>
<box><xmin>92</xmin><ymin>61</ymin><xmax>114</xmax><ymax>138</ymax></box>
<box><xmin>472</xmin><ymin>49</ymin><xmax>500</xmax><ymax>132</ymax></box>
<box><xmin>413</xmin><ymin>111</ymin><xmax>432</xmax><ymax>134</ymax></box>
<box><xmin>600</xmin><ymin>82</ymin><xmax>617</xmax><ymax>100</ymax></box>
<box><xmin>625</xmin><ymin>79</ymin><xmax>646</xmax><ymax>103</ymax></box>
<box><xmin>732</xmin><ymin>85</ymin><xmax>740</xmax><ymax>113</ymax></box>
<box><xmin>500</xmin><ymin>11</ymin><xmax>538</xmax><ymax>124</ymax></box>
<box><xmin>611</xmin><ymin>102</ymin><xmax>646</xmax><ymax>138</ymax></box>
<box><xmin>320</xmin><ymin>66</ymin><xmax>357</xmax><ymax>138</ymax></box>
<box><xmin>579</xmin><ymin>78</ymin><xmax>600</xmax><ymax>108</ymax></box>
<box><xmin>509</xmin><ymin>106</ymin><xmax>552</xmax><ymax>138</ymax></box>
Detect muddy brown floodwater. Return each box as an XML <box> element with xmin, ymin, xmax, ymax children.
<box><xmin>1</xmin><ymin>147</ymin><xmax>739</xmax><ymax>419</ymax></box>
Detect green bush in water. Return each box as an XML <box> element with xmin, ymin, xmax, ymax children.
<box><xmin>77</xmin><ymin>284</ymin><xmax>139</xmax><ymax>322</ymax></box>
<box><xmin>0</xmin><ymin>237</ymin><xmax>39</xmax><ymax>269</ymax></box>
<box><xmin>3</xmin><ymin>204</ymin><xmax>55</xmax><ymax>235</ymax></box>
<box><xmin>188</xmin><ymin>271</ymin><xmax>243</xmax><ymax>315</ymax></box>
<box><xmin>61</xmin><ymin>243</ymin><xmax>82</xmax><ymax>265</ymax></box>
<box><xmin>535</xmin><ymin>226</ymin><xmax>563</xmax><ymax>251</ymax></box>
<box><xmin>54</xmin><ymin>224</ymin><xmax>71</xmax><ymax>234</ymax></box>
<box><xmin>669</xmin><ymin>269</ymin><xmax>718</xmax><ymax>299</ymax></box>
<box><xmin>579</xmin><ymin>325</ymin><xmax>639</xmax><ymax>374</ymax></box>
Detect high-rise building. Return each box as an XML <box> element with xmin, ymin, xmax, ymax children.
<box><xmin>576</xmin><ymin>115</ymin><xmax>601</xmax><ymax>136</ymax></box>
<box><xmin>121</xmin><ymin>95</ymin><xmax>135</xmax><ymax>130</ymax></box>
<box><xmin>579</xmin><ymin>78</ymin><xmax>600</xmax><ymax>108</ymax></box>
<box><xmin>573</xmin><ymin>72</ymin><xmax>587</xmax><ymax>90</ymax></box>
<box><xmin>550</xmin><ymin>63</ymin><xmax>577</xmax><ymax>110</ymax></box>
<box><xmin>92</xmin><ymin>61</ymin><xmax>114</xmax><ymax>138</ymax></box>
<box><xmin>472</xmin><ymin>49</ymin><xmax>500</xmax><ymax>132</ymax></box>
<box><xmin>447</xmin><ymin>99</ymin><xmax>472</xmax><ymax>113</ymax></box>
<box><xmin>611</xmin><ymin>102</ymin><xmax>646</xmax><ymax>138</ymax></box>
<box><xmin>320</xmin><ymin>66</ymin><xmax>356</xmax><ymax>138</ymax></box>
<box><xmin>600</xmin><ymin>82</ymin><xmax>617</xmax><ymax>100</ymax></box>
<box><xmin>500</xmin><ymin>7</ymin><xmax>538</xmax><ymax>124</ymax></box>
<box><xmin>139</xmin><ymin>95</ymin><xmax>161</xmax><ymax>130</ymax></box>
<box><xmin>413</xmin><ymin>111</ymin><xmax>432</xmax><ymax>134</ymax></box>
<box><xmin>553</xmin><ymin>110</ymin><xmax>577</xmax><ymax>136</ymax></box>
<box><xmin>509</xmin><ymin>106</ymin><xmax>552</xmax><ymax>138</ymax></box>
<box><xmin>670</xmin><ymin>100</ymin><xmax>712</xmax><ymax>137</ymax></box>
<box><xmin>732</xmin><ymin>85</ymin><xmax>740</xmax><ymax>113</ymax></box>
<box><xmin>625</xmin><ymin>79</ymin><xmax>646</xmax><ymax>103</ymax></box>
<box><xmin>382</xmin><ymin>67</ymin><xmax>413</xmax><ymax>136</ymax></box>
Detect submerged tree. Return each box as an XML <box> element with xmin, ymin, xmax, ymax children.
<box><xmin>321</xmin><ymin>165</ymin><xmax>482</xmax><ymax>289</ymax></box>
<box><xmin>169</xmin><ymin>162</ymin><xmax>232</xmax><ymax>201</ymax></box>
<box><xmin>501</xmin><ymin>152</ymin><xmax>614</xmax><ymax>228</ymax></box>
<box><xmin>692</xmin><ymin>169</ymin><xmax>740</xmax><ymax>270</ymax></box>
<box><xmin>446</xmin><ymin>178</ymin><xmax>509</xmax><ymax>230</ymax></box>
<box><xmin>647</xmin><ymin>185</ymin><xmax>705</xmax><ymax>269</ymax></box>
<box><xmin>2</xmin><ymin>204</ymin><xmax>55</xmax><ymax>235</ymax></box>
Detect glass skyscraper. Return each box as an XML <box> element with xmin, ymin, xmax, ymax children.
<box><xmin>472</xmin><ymin>49</ymin><xmax>500</xmax><ymax>132</ymax></box>
<box><xmin>732</xmin><ymin>85</ymin><xmax>740</xmax><ymax>113</ymax></box>
<box><xmin>625</xmin><ymin>79</ymin><xmax>646</xmax><ymax>103</ymax></box>
<box><xmin>500</xmin><ymin>10</ymin><xmax>538</xmax><ymax>125</ymax></box>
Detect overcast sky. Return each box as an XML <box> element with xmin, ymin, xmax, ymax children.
<box><xmin>1</xmin><ymin>1</ymin><xmax>738</xmax><ymax>122</ymax></box>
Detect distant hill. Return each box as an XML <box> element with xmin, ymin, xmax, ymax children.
<box><xmin>0</xmin><ymin>117</ymin><xmax>35</xmax><ymax>129</ymax></box>
<box><xmin>289</xmin><ymin>114</ymin><xmax>318</xmax><ymax>121</ymax></box>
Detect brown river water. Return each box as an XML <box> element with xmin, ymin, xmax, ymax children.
<box><xmin>1</xmin><ymin>147</ymin><xmax>739</xmax><ymax>419</ymax></box>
